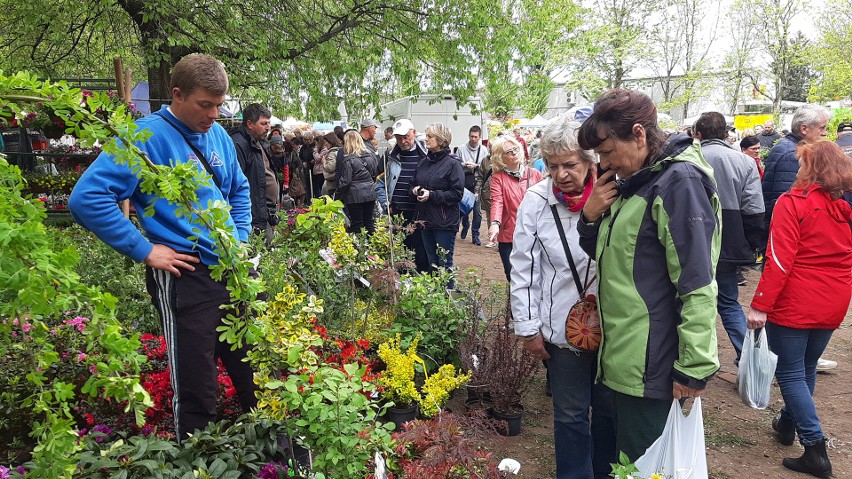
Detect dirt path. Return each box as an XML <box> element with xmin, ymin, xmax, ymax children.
<box><xmin>451</xmin><ymin>224</ymin><xmax>852</xmax><ymax>478</ymax></box>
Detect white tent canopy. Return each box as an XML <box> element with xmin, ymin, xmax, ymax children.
<box><xmin>517</xmin><ymin>114</ymin><xmax>548</xmax><ymax>128</ymax></box>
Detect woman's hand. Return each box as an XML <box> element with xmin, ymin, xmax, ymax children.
<box><xmin>672</xmin><ymin>382</ymin><xmax>702</xmax><ymax>399</ymax></box>
<box><xmin>417</xmin><ymin>188</ymin><xmax>430</xmax><ymax>202</ymax></box>
<box><xmin>522</xmin><ymin>334</ymin><xmax>551</xmax><ymax>360</ymax></box>
<box><xmin>488</xmin><ymin>223</ymin><xmax>500</xmax><ymax>242</ymax></box>
<box><xmin>582</xmin><ymin>170</ymin><xmax>619</xmax><ymax>222</ymax></box>
<box><xmin>746</xmin><ymin>307</ymin><xmax>767</xmax><ymax>330</ymax></box>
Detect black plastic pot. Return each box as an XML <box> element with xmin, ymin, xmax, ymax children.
<box><xmin>466</xmin><ymin>384</ymin><xmax>492</xmax><ymax>402</ymax></box>
<box><xmin>490</xmin><ymin>405</ymin><xmax>524</xmax><ymax>436</ymax></box>
<box><xmin>385</xmin><ymin>404</ymin><xmax>418</xmax><ymax>431</ymax></box>
<box><xmin>464</xmin><ymin>397</ymin><xmax>493</xmax><ymax>415</ymax></box>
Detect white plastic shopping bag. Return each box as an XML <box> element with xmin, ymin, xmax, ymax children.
<box><xmin>634</xmin><ymin>397</ymin><xmax>708</xmax><ymax>479</ymax></box>
<box><xmin>737</xmin><ymin>328</ymin><xmax>778</xmax><ymax>409</ymax></box>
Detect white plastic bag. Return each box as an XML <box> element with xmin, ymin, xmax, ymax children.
<box><xmin>634</xmin><ymin>397</ymin><xmax>708</xmax><ymax>479</ymax></box>
<box><xmin>737</xmin><ymin>327</ymin><xmax>778</xmax><ymax>409</ymax></box>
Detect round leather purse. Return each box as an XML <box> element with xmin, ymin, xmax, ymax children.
<box><xmin>565</xmin><ymin>295</ymin><xmax>601</xmax><ymax>351</ymax></box>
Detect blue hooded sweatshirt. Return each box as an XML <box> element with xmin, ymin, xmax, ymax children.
<box><xmin>69</xmin><ymin>106</ymin><xmax>251</xmax><ymax>266</ymax></box>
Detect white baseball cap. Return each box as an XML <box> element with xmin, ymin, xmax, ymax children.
<box><xmin>392</xmin><ymin>119</ymin><xmax>415</xmax><ymax>136</ymax></box>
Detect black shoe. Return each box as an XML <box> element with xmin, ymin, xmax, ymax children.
<box><xmin>773</xmin><ymin>415</ymin><xmax>796</xmax><ymax>446</ymax></box>
<box><xmin>472</xmin><ymin>235</ymin><xmax>481</xmax><ymax>246</ymax></box>
<box><xmin>460</xmin><ymin>223</ymin><xmax>469</xmax><ymax>240</ymax></box>
<box><xmin>783</xmin><ymin>439</ymin><xmax>832</xmax><ymax>478</ymax></box>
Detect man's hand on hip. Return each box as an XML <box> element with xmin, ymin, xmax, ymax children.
<box><xmin>144</xmin><ymin>244</ymin><xmax>200</xmax><ymax>277</ymax></box>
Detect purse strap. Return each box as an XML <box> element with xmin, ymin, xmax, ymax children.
<box><xmin>550</xmin><ymin>204</ymin><xmax>593</xmax><ymax>295</ymax></box>
<box><xmin>155</xmin><ymin>111</ymin><xmax>222</xmax><ymax>189</ymax></box>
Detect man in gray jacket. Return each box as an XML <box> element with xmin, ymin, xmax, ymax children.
<box><xmin>695</xmin><ymin>112</ymin><xmax>765</xmax><ymax>364</ymax></box>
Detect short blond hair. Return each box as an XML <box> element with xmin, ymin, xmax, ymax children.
<box><xmin>489</xmin><ymin>137</ymin><xmax>521</xmax><ymax>173</ymax></box>
<box><xmin>170</xmin><ymin>54</ymin><xmax>228</xmax><ymax>97</ymax></box>
<box><xmin>425</xmin><ymin>122</ymin><xmax>452</xmax><ymax>149</ymax></box>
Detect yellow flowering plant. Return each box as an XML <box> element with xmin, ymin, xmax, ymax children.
<box><xmin>377</xmin><ymin>334</ymin><xmax>469</xmax><ymax>417</ymax></box>
<box><xmin>418</xmin><ymin>364</ymin><xmax>470</xmax><ymax>417</ymax></box>
<box><xmin>377</xmin><ymin>334</ymin><xmax>423</xmax><ymax>408</ymax></box>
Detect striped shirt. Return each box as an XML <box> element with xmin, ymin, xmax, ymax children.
<box><xmin>391</xmin><ymin>148</ymin><xmax>421</xmax><ymax>211</ymax></box>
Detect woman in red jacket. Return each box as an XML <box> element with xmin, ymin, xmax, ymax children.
<box><xmin>747</xmin><ymin>141</ymin><xmax>852</xmax><ymax>478</ymax></box>
<box><xmin>487</xmin><ymin>136</ymin><xmax>543</xmax><ymax>281</ymax></box>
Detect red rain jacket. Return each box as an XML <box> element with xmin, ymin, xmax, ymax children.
<box><xmin>751</xmin><ymin>187</ymin><xmax>852</xmax><ymax>329</ymax></box>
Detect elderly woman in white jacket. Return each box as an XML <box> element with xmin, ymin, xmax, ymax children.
<box><xmin>510</xmin><ymin>118</ymin><xmax>616</xmax><ymax>479</ymax></box>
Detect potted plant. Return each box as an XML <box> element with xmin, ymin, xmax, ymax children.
<box><xmin>458</xmin><ymin>283</ymin><xmax>493</xmax><ymax>410</ymax></box>
<box><xmin>377</xmin><ymin>333</ymin><xmax>423</xmax><ymax>428</ymax></box>
<box><xmin>392</xmin><ymin>412</ymin><xmax>508</xmax><ymax>478</ymax></box>
<box><xmin>482</xmin><ymin>308</ymin><xmax>539</xmax><ymax>436</ymax></box>
<box><xmin>377</xmin><ymin>334</ymin><xmax>469</xmax><ymax>429</ymax></box>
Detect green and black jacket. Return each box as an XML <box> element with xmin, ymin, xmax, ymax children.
<box><xmin>577</xmin><ymin>134</ymin><xmax>721</xmax><ymax>400</ymax></box>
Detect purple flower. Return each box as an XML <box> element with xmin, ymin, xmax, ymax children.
<box><xmin>93</xmin><ymin>425</ymin><xmax>112</xmax><ymax>435</ymax></box>
<box><xmin>0</xmin><ymin>465</ymin><xmax>10</xmax><ymax>479</ymax></box>
<box><xmin>16</xmin><ymin>465</ymin><xmax>25</xmax><ymax>475</ymax></box>
<box><xmin>257</xmin><ymin>462</ymin><xmax>287</xmax><ymax>479</ymax></box>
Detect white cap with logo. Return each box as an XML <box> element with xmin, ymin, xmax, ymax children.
<box><xmin>392</xmin><ymin>119</ymin><xmax>415</xmax><ymax>136</ymax></box>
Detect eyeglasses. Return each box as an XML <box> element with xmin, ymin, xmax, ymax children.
<box><xmin>504</xmin><ymin>146</ymin><xmax>520</xmax><ymax>156</ymax></box>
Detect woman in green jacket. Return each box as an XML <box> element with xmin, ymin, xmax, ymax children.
<box><xmin>576</xmin><ymin>89</ymin><xmax>721</xmax><ymax>460</ymax></box>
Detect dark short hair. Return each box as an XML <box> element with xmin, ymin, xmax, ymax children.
<box><xmin>242</xmin><ymin>103</ymin><xmax>271</xmax><ymax>126</ymax></box>
<box><xmin>171</xmin><ymin>54</ymin><xmax>229</xmax><ymax>97</ymax></box>
<box><xmin>385</xmin><ymin>126</ymin><xmax>394</xmax><ymax>134</ymax></box>
<box><xmin>577</xmin><ymin>89</ymin><xmax>667</xmax><ymax>164</ymax></box>
<box><xmin>694</xmin><ymin>112</ymin><xmax>727</xmax><ymax>141</ymax></box>
<box><xmin>325</xmin><ymin>131</ymin><xmax>342</xmax><ymax>148</ymax></box>
<box><xmin>469</xmin><ymin>125</ymin><xmax>482</xmax><ymax>134</ymax></box>
<box><xmin>740</xmin><ymin>136</ymin><xmax>760</xmax><ymax>149</ymax></box>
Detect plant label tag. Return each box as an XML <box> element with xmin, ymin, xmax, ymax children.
<box><xmin>374</xmin><ymin>452</ymin><xmax>388</xmax><ymax>479</ymax></box>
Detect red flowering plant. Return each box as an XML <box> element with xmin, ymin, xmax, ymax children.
<box><xmin>74</xmin><ymin>333</ymin><xmax>243</xmax><ymax>440</ymax></box>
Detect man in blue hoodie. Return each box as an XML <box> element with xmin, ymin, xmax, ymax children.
<box><xmin>68</xmin><ymin>54</ymin><xmax>257</xmax><ymax>440</ymax></box>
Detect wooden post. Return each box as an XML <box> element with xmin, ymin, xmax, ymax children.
<box><xmin>124</xmin><ymin>68</ymin><xmax>133</xmax><ymax>105</ymax></box>
<box><xmin>113</xmin><ymin>57</ymin><xmax>126</xmax><ymax>102</ymax></box>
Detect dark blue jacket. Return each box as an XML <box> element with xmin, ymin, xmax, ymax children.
<box><xmin>762</xmin><ymin>132</ymin><xmax>802</xmax><ymax>228</ymax></box>
<box><xmin>410</xmin><ymin>149</ymin><xmax>465</xmax><ymax>230</ymax></box>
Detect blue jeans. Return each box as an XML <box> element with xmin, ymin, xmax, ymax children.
<box><xmin>460</xmin><ymin>199</ymin><xmax>482</xmax><ymax>240</ymax></box>
<box><xmin>716</xmin><ymin>266</ymin><xmax>746</xmax><ymax>362</ymax></box>
<box><xmin>546</xmin><ymin>343</ymin><xmax>617</xmax><ymax>479</ymax></box>
<box><xmin>421</xmin><ymin>229</ymin><xmax>456</xmax><ymax>288</ymax></box>
<box><xmin>766</xmin><ymin>322</ymin><xmax>834</xmax><ymax>446</ymax></box>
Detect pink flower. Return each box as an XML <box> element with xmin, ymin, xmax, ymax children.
<box><xmin>64</xmin><ymin>316</ymin><xmax>89</xmax><ymax>332</ymax></box>
<box><xmin>22</xmin><ymin>324</ymin><xmax>31</xmax><ymax>333</ymax></box>
<box><xmin>77</xmin><ymin>353</ymin><xmax>87</xmax><ymax>362</ymax></box>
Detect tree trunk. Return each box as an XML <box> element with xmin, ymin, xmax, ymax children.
<box><xmin>147</xmin><ymin>61</ymin><xmax>171</xmax><ymax>112</ymax></box>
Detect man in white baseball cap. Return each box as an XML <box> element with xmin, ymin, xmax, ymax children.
<box><xmin>376</xmin><ymin>118</ymin><xmax>429</xmax><ymax>271</ymax></box>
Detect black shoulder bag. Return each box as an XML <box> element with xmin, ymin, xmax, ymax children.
<box><xmin>550</xmin><ymin>204</ymin><xmax>601</xmax><ymax>351</ymax></box>
<box><xmin>155</xmin><ymin>112</ymin><xmax>222</xmax><ymax>189</ymax></box>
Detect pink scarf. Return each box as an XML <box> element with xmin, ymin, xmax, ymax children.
<box><xmin>552</xmin><ymin>171</ymin><xmax>596</xmax><ymax>212</ymax></box>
